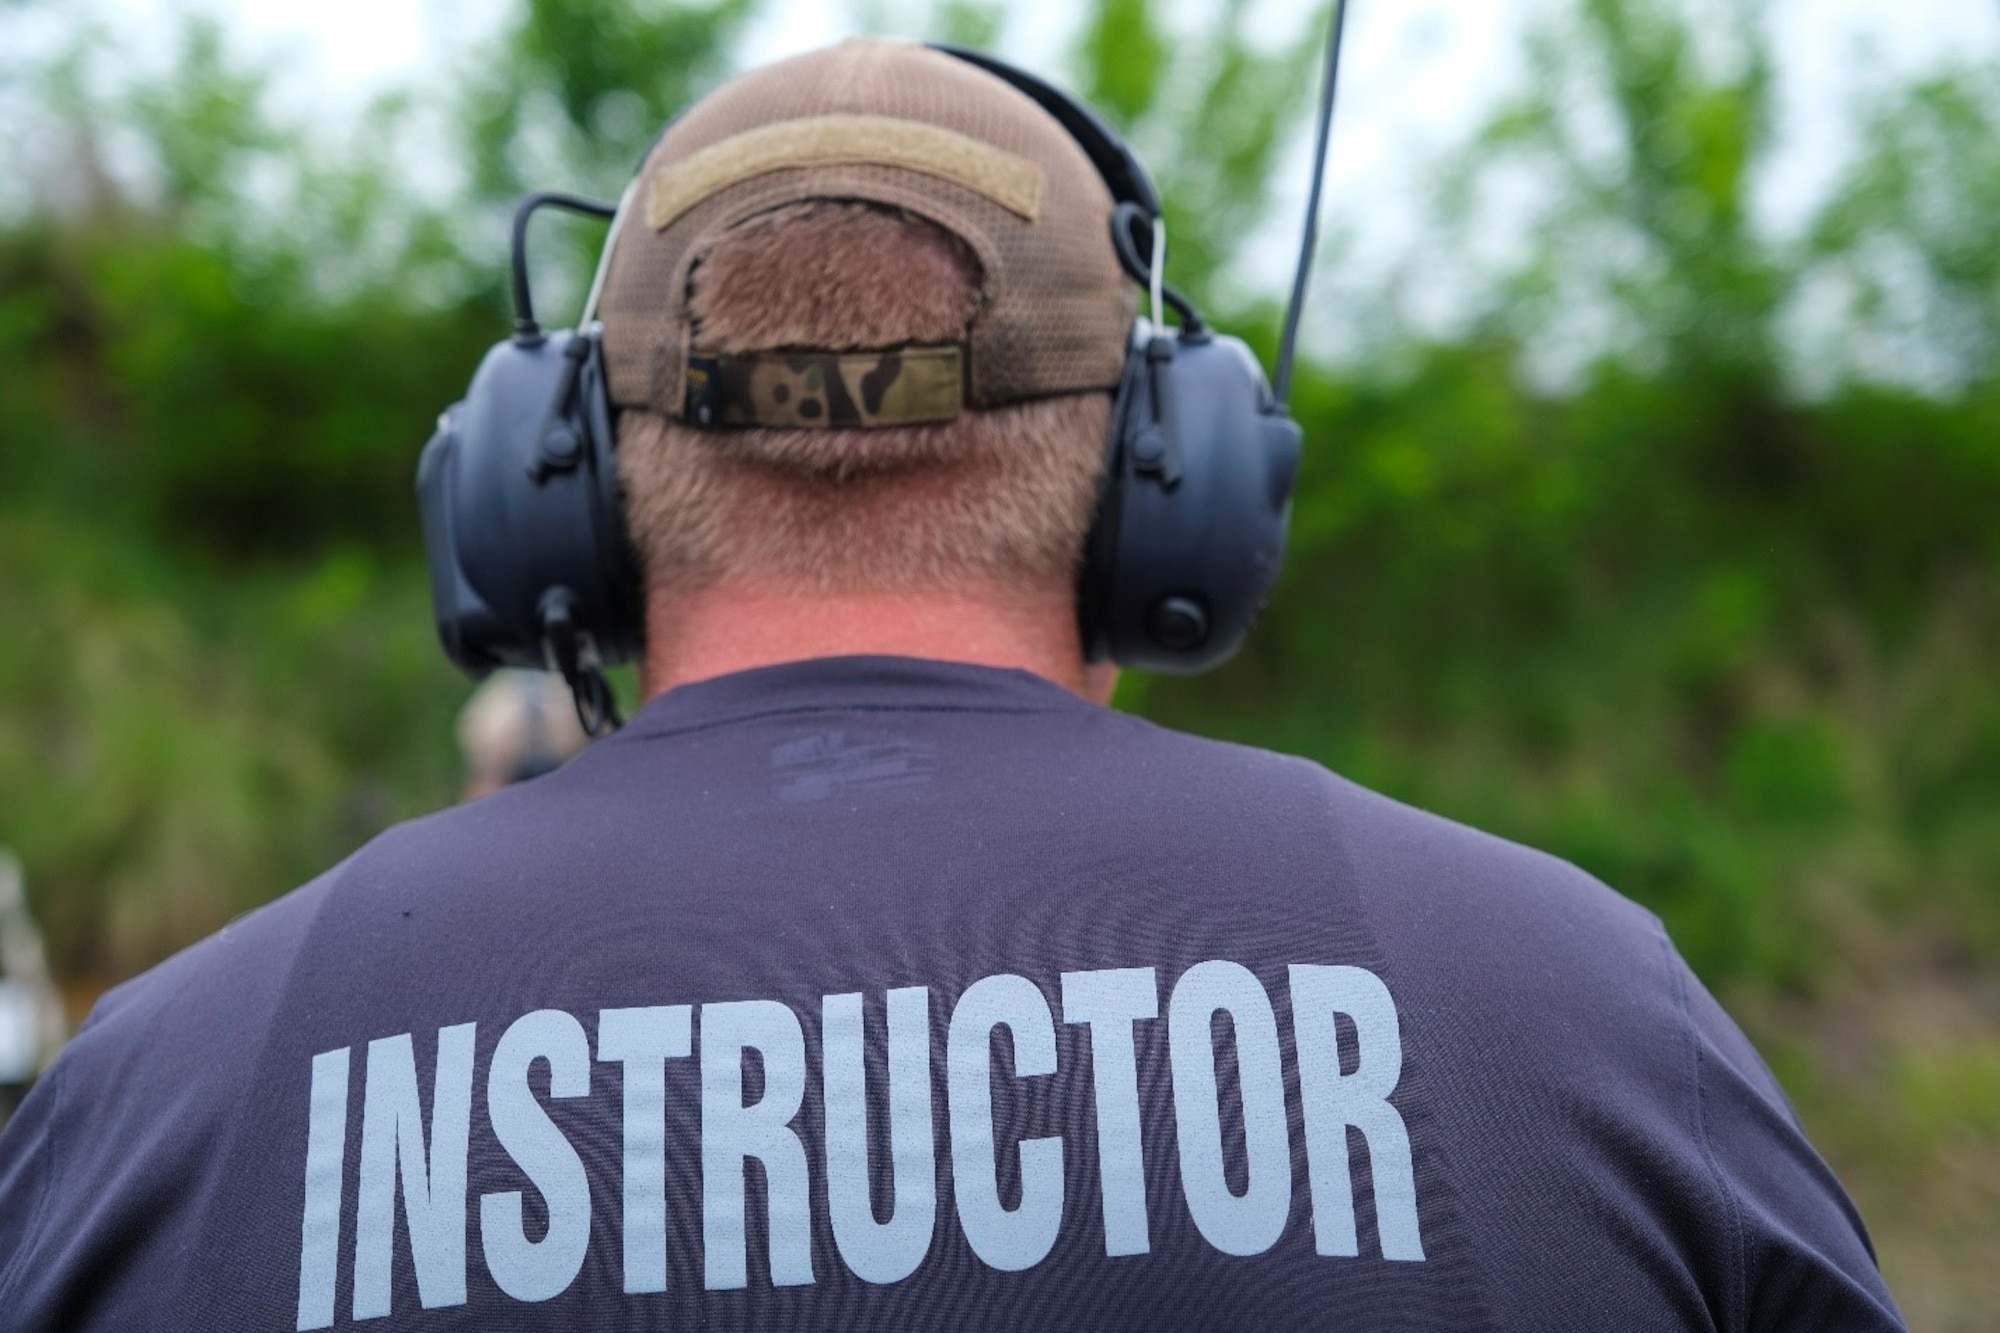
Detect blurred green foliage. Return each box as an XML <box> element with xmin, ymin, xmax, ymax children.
<box><xmin>0</xmin><ymin>0</ymin><xmax>1997</xmax><ymax>1317</ymax></box>
<box><xmin>1</xmin><ymin>0</ymin><xmax>1994</xmax><ymax>1002</ymax></box>
<box><xmin>462</xmin><ymin>0</ymin><xmax>752</xmax><ymax>202</ymax></box>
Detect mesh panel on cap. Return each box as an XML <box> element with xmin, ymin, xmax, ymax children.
<box><xmin>599</xmin><ymin>38</ymin><xmax>1136</xmax><ymax>416</ymax></box>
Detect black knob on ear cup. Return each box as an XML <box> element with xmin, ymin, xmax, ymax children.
<box><xmin>1147</xmin><ymin>596</ymin><xmax>1210</xmax><ymax>651</ymax></box>
<box><xmin>1132</xmin><ymin>427</ymin><xmax>1168</xmax><ymax>470</ymax></box>
<box><xmin>527</xmin><ymin>424</ymin><xmax>583</xmax><ymax>481</ymax></box>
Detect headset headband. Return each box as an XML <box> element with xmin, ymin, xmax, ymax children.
<box><xmin>926</xmin><ymin>43</ymin><xmax>1162</xmax><ymax>218</ymax></box>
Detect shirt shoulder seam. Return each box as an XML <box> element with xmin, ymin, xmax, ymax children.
<box><xmin>1665</xmin><ymin>925</ymin><xmax>1749</xmax><ymax>1331</ymax></box>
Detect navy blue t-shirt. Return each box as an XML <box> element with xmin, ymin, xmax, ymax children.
<box><xmin>0</xmin><ymin>657</ymin><xmax>1902</xmax><ymax>1330</ymax></box>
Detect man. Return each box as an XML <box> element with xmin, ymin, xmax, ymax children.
<box><xmin>456</xmin><ymin>670</ymin><xmax>592</xmax><ymax>801</ymax></box>
<box><xmin>0</xmin><ymin>38</ymin><xmax>1901</xmax><ymax>1331</ymax></box>
<box><xmin>0</xmin><ymin>850</ymin><xmax>64</xmax><ymax>1131</ymax></box>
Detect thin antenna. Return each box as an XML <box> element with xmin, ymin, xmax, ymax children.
<box><xmin>1274</xmin><ymin>0</ymin><xmax>1354</xmax><ymax>409</ymax></box>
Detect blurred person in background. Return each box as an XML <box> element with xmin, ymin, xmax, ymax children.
<box><xmin>0</xmin><ymin>851</ymin><xmax>65</xmax><ymax>1131</ymax></box>
<box><xmin>0</xmin><ymin>37</ymin><xmax>1903</xmax><ymax>1332</ymax></box>
<box><xmin>456</xmin><ymin>669</ymin><xmax>593</xmax><ymax>801</ymax></box>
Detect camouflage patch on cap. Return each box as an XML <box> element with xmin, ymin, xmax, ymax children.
<box><xmin>685</xmin><ymin>345</ymin><xmax>965</xmax><ymax>429</ymax></box>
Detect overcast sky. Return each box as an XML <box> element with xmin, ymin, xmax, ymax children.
<box><xmin>116</xmin><ymin>0</ymin><xmax>1999</xmax><ymax>240</ymax></box>
<box><xmin>39</xmin><ymin>0</ymin><xmax>2000</xmax><ymax>361</ymax></box>
<box><xmin>170</xmin><ymin>0</ymin><xmax>1998</xmax><ymax>206</ymax></box>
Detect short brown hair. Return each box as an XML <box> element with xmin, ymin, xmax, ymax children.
<box><xmin>615</xmin><ymin>202</ymin><xmax>1112</xmax><ymax>595</ymax></box>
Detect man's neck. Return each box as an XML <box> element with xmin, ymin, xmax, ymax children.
<box><xmin>640</xmin><ymin>581</ymin><xmax>1118</xmax><ymax>705</ymax></box>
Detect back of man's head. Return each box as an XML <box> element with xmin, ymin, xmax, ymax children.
<box><xmin>616</xmin><ymin>204</ymin><xmax>1110</xmax><ymax>597</ymax></box>
<box><xmin>597</xmin><ymin>38</ymin><xmax>1137</xmax><ymax>606</ymax></box>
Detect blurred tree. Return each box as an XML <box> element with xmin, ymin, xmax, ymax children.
<box><xmin>0</xmin><ymin>13</ymin><xmax>491</xmax><ymax>551</ymax></box>
<box><xmin>1069</xmin><ymin>0</ymin><xmax>1324</xmax><ymax>309</ymax></box>
<box><xmin>461</xmin><ymin>0</ymin><xmax>757</xmax><ymax>204</ymax></box>
<box><xmin>1454</xmin><ymin>0</ymin><xmax>1784</xmax><ymax>381</ymax></box>
<box><xmin>1811</xmin><ymin>65</ymin><xmax>2000</xmax><ymax>393</ymax></box>
<box><xmin>929</xmin><ymin>0</ymin><xmax>1002</xmax><ymax>50</ymax></box>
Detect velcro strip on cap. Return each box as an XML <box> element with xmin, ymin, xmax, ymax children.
<box><xmin>647</xmin><ymin>115</ymin><xmax>1045</xmax><ymax>230</ymax></box>
<box><xmin>684</xmin><ymin>345</ymin><xmax>964</xmax><ymax>429</ymax></box>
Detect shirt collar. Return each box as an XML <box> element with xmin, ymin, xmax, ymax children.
<box><xmin>609</xmin><ymin>654</ymin><xmax>1090</xmax><ymax>742</ymax></box>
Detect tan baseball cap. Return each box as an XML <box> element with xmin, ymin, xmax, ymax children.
<box><xmin>597</xmin><ymin>37</ymin><xmax>1136</xmax><ymax>426</ymax></box>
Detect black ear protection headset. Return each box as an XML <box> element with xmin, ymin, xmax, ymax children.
<box><xmin>418</xmin><ymin>15</ymin><xmax>1351</xmax><ymax>733</ymax></box>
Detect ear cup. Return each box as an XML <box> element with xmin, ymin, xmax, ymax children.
<box><xmin>931</xmin><ymin>43</ymin><xmax>1305</xmax><ymax>677</ymax></box>
<box><xmin>1077</xmin><ymin>323</ymin><xmax>1303</xmax><ymax>673</ymax></box>
<box><xmin>417</xmin><ymin>328</ymin><xmax>642</xmax><ymax>678</ymax></box>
